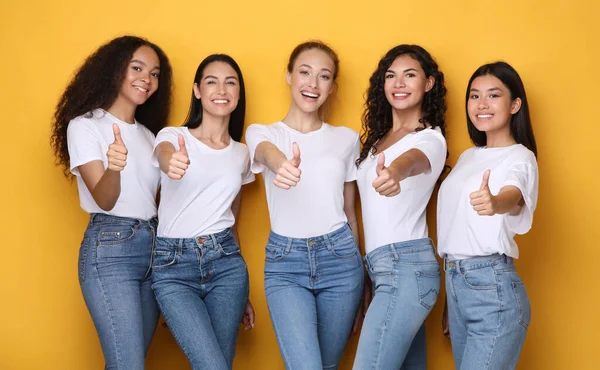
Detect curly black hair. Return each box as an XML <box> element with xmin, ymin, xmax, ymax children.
<box><xmin>356</xmin><ymin>44</ymin><xmax>447</xmax><ymax>166</ymax></box>
<box><xmin>50</xmin><ymin>35</ymin><xmax>173</xmax><ymax>176</ymax></box>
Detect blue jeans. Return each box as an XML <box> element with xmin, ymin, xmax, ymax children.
<box><xmin>445</xmin><ymin>254</ymin><xmax>531</xmax><ymax>370</ymax></box>
<box><xmin>151</xmin><ymin>228</ymin><xmax>249</xmax><ymax>370</ymax></box>
<box><xmin>78</xmin><ymin>213</ymin><xmax>159</xmax><ymax>370</ymax></box>
<box><xmin>353</xmin><ymin>238</ymin><xmax>440</xmax><ymax>370</ymax></box>
<box><xmin>264</xmin><ymin>223</ymin><xmax>364</xmax><ymax>370</ymax></box>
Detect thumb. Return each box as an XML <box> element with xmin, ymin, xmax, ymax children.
<box><xmin>112</xmin><ymin>123</ymin><xmax>123</xmax><ymax>144</ymax></box>
<box><xmin>376</xmin><ymin>152</ymin><xmax>385</xmax><ymax>176</ymax></box>
<box><xmin>291</xmin><ymin>142</ymin><xmax>301</xmax><ymax>166</ymax></box>
<box><xmin>480</xmin><ymin>169</ymin><xmax>491</xmax><ymax>190</ymax></box>
<box><xmin>178</xmin><ymin>134</ymin><xmax>188</xmax><ymax>155</ymax></box>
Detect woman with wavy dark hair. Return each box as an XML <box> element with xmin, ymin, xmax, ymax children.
<box><xmin>151</xmin><ymin>54</ymin><xmax>254</xmax><ymax>370</ymax></box>
<box><xmin>50</xmin><ymin>35</ymin><xmax>172</xmax><ymax>369</ymax></box>
<box><xmin>437</xmin><ymin>62</ymin><xmax>537</xmax><ymax>370</ymax></box>
<box><xmin>353</xmin><ymin>44</ymin><xmax>447</xmax><ymax>370</ymax></box>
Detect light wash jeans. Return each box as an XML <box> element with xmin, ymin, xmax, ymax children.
<box><xmin>353</xmin><ymin>238</ymin><xmax>440</xmax><ymax>370</ymax></box>
<box><xmin>151</xmin><ymin>228</ymin><xmax>249</xmax><ymax>370</ymax></box>
<box><xmin>264</xmin><ymin>223</ymin><xmax>364</xmax><ymax>370</ymax></box>
<box><xmin>79</xmin><ymin>213</ymin><xmax>159</xmax><ymax>370</ymax></box>
<box><xmin>445</xmin><ymin>254</ymin><xmax>531</xmax><ymax>370</ymax></box>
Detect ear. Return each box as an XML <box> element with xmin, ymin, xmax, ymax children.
<box><xmin>286</xmin><ymin>71</ymin><xmax>292</xmax><ymax>86</ymax></box>
<box><xmin>425</xmin><ymin>76</ymin><xmax>435</xmax><ymax>92</ymax></box>
<box><xmin>193</xmin><ymin>83</ymin><xmax>201</xmax><ymax>100</ymax></box>
<box><xmin>510</xmin><ymin>97</ymin><xmax>522</xmax><ymax>114</ymax></box>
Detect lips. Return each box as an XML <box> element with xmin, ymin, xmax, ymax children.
<box><xmin>392</xmin><ymin>92</ymin><xmax>410</xmax><ymax>100</ymax></box>
<box><xmin>133</xmin><ymin>85</ymin><xmax>149</xmax><ymax>93</ymax></box>
<box><xmin>477</xmin><ymin>114</ymin><xmax>494</xmax><ymax>119</ymax></box>
<box><xmin>301</xmin><ymin>90</ymin><xmax>319</xmax><ymax>99</ymax></box>
<box><xmin>212</xmin><ymin>99</ymin><xmax>229</xmax><ymax>104</ymax></box>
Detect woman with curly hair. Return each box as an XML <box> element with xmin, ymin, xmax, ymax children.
<box><xmin>245</xmin><ymin>41</ymin><xmax>363</xmax><ymax>369</ymax></box>
<box><xmin>353</xmin><ymin>44</ymin><xmax>447</xmax><ymax>370</ymax></box>
<box><xmin>438</xmin><ymin>62</ymin><xmax>537</xmax><ymax>370</ymax></box>
<box><xmin>50</xmin><ymin>35</ymin><xmax>172</xmax><ymax>369</ymax></box>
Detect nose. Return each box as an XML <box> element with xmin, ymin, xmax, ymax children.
<box><xmin>309</xmin><ymin>74</ymin><xmax>318</xmax><ymax>89</ymax></box>
<box><xmin>394</xmin><ymin>77</ymin><xmax>405</xmax><ymax>88</ymax></box>
<box><xmin>478</xmin><ymin>98</ymin><xmax>489</xmax><ymax>109</ymax></box>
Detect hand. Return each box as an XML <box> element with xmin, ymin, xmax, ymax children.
<box><xmin>241</xmin><ymin>299</ymin><xmax>255</xmax><ymax>331</ymax></box>
<box><xmin>167</xmin><ymin>134</ymin><xmax>191</xmax><ymax>180</ymax></box>
<box><xmin>352</xmin><ymin>277</ymin><xmax>372</xmax><ymax>335</ymax></box>
<box><xmin>372</xmin><ymin>152</ymin><xmax>401</xmax><ymax>196</ymax></box>
<box><xmin>469</xmin><ymin>170</ymin><xmax>496</xmax><ymax>216</ymax></box>
<box><xmin>273</xmin><ymin>142</ymin><xmax>302</xmax><ymax>190</ymax></box>
<box><xmin>107</xmin><ymin>123</ymin><xmax>128</xmax><ymax>172</ymax></box>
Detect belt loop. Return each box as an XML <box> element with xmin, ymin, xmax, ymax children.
<box><xmin>178</xmin><ymin>239</ymin><xmax>183</xmax><ymax>256</ymax></box>
<box><xmin>455</xmin><ymin>259</ymin><xmax>461</xmax><ymax>274</ymax></box>
<box><xmin>443</xmin><ymin>258</ymin><xmax>447</xmax><ymax>272</ymax></box>
<box><xmin>390</xmin><ymin>244</ymin><xmax>399</xmax><ymax>260</ymax></box>
<box><xmin>210</xmin><ymin>233</ymin><xmax>218</xmax><ymax>250</ymax></box>
<box><xmin>285</xmin><ymin>237</ymin><xmax>292</xmax><ymax>254</ymax></box>
<box><xmin>323</xmin><ymin>233</ymin><xmax>332</xmax><ymax>250</ymax></box>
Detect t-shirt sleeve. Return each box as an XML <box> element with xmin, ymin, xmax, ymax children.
<box><xmin>67</xmin><ymin>118</ymin><xmax>104</xmax><ymax>176</ymax></box>
<box><xmin>241</xmin><ymin>145</ymin><xmax>256</xmax><ymax>185</ymax></box>
<box><xmin>152</xmin><ymin>127</ymin><xmax>180</xmax><ymax>167</ymax></box>
<box><xmin>345</xmin><ymin>134</ymin><xmax>360</xmax><ymax>182</ymax></box>
<box><xmin>503</xmin><ymin>159</ymin><xmax>539</xmax><ymax>234</ymax></box>
<box><xmin>412</xmin><ymin>130</ymin><xmax>447</xmax><ymax>176</ymax></box>
<box><xmin>245</xmin><ymin>124</ymin><xmax>272</xmax><ymax>174</ymax></box>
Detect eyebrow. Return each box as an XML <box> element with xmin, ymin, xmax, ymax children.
<box><xmin>204</xmin><ymin>75</ymin><xmax>239</xmax><ymax>80</ymax></box>
<box><xmin>299</xmin><ymin>64</ymin><xmax>332</xmax><ymax>73</ymax></box>
<box><xmin>386</xmin><ymin>68</ymin><xmax>418</xmax><ymax>74</ymax></box>
<box><xmin>470</xmin><ymin>87</ymin><xmax>503</xmax><ymax>92</ymax></box>
<box><xmin>130</xmin><ymin>59</ymin><xmax>160</xmax><ymax>70</ymax></box>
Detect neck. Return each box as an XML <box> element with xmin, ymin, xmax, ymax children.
<box><xmin>391</xmin><ymin>106</ymin><xmax>426</xmax><ymax>133</ymax></box>
<box><xmin>189</xmin><ymin>112</ymin><xmax>230</xmax><ymax>142</ymax></box>
<box><xmin>107</xmin><ymin>96</ymin><xmax>137</xmax><ymax>124</ymax></box>
<box><xmin>282</xmin><ymin>104</ymin><xmax>323</xmax><ymax>133</ymax></box>
<box><xmin>485</xmin><ymin>125</ymin><xmax>516</xmax><ymax>148</ymax></box>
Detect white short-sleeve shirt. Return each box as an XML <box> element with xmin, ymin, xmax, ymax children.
<box><xmin>153</xmin><ymin>127</ymin><xmax>255</xmax><ymax>238</ymax></box>
<box><xmin>66</xmin><ymin>109</ymin><xmax>160</xmax><ymax>220</ymax></box>
<box><xmin>357</xmin><ymin>127</ymin><xmax>447</xmax><ymax>254</ymax></box>
<box><xmin>245</xmin><ymin>122</ymin><xmax>359</xmax><ymax>238</ymax></box>
<box><xmin>437</xmin><ymin>144</ymin><xmax>539</xmax><ymax>259</ymax></box>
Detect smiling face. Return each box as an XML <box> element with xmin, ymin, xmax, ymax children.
<box><xmin>286</xmin><ymin>48</ymin><xmax>335</xmax><ymax>114</ymax></box>
<box><xmin>383</xmin><ymin>54</ymin><xmax>434</xmax><ymax>112</ymax></box>
<box><xmin>193</xmin><ymin>61</ymin><xmax>240</xmax><ymax>118</ymax></box>
<box><xmin>467</xmin><ymin>74</ymin><xmax>522</xmax><ymax>136</ymax></box>
<box><xmin>117</xmin><ymin>45</ymin><xmax>160</xmax><ymax>107</ymax></box>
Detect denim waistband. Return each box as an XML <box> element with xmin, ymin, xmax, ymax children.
<box><xmin>89</xmin><ymin>213</ymin><xmax>157</xmax><ymax>228</ymax></box>
<box><xmin>364</xmin><ymin>238</ymin><xmax>433</xmax><ymax>264</ymax></box>
<box><xmin>156</xmin><ymin>228</ymin><xmax>233</xmax><ymax>250</ymax></box>
<box><xmin>444</xmin><ymin>254</ymin><xmax>513</xmax><ymax>273</ymax></box>
<box><xmin>268</xmin><ymin>223</ymin><xmax>352</xmax><ymax>250</ymax></box>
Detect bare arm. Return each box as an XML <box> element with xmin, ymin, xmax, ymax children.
<box><xmin>78</xmin><ymin>161</ymin><xmax>122</xmax><ymax>211</ymax></box>
<box><xmin>387</xmin><ymin>148</ymin><xmax>432</xmax><ymax>182</ymax></box>
<box><xmin>231</xmin><ymin>190</ymin><xmax>243</xmax><ymax>246</ymax></box>
<box><xmin>470</xmin><ymin>170</ymin><xmax>525</xmax><ymax>216</ymax></box>
<box><xmin>343</xmin><ymin>181</ymin><xmax>360</xmax><ymax>246</ymax></box>
<box><xmin>255</xmin><ymin>141</ymin><xmax>301</xmax><ymax>190</ymax></box>
<box><xmin>156</xmin><ymin>135</ymin><xmax>190</xmax><ymax>180</ymax></box>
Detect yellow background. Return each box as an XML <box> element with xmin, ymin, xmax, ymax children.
<box><xmin>1</xmin><ymin>0</ymin><xmax>599</xmax><ymax>369</ymax></box>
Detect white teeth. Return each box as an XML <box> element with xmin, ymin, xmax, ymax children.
<box><xmin>393</xmin><ymin>93</ymin><xmax>409</xmax><ymax>97</ymax></box>
<box><xmin>302</xmin><ymin>92</ymin><xmax>319</xmax><ymax>98</ymax></box>
<box><xmin>478</xmin><ymin>114</ymin><xmax>493</xmax><ymax>118</ymax></box>
<box><xmin>134</xmin><ymin>86</ymin><xmax>148</xmax><ymax>93</ymax></box>
<box><xmin>213</xmin><ymin>100</ymin><xmax>228</xmax><ymax>104</ymax></box>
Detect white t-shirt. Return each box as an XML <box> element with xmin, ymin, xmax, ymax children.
<box><xmin>245</xmin><ymin>121</ymin><xmax>360</xmax><ymax>238</ymax></box>
<box><xmin>357</xmin><ymin>127</ymin><xmax>447</xmax><ymax>254</ymax></box>
<box><xmin>437</xmin><ymin>144</ymin><xmax>538</xmax><ymax>259</ymax></box>
<box><xmin>67</xmin><ymin>109</ymin><xmax>160</xmax><ymax>220</ymax></box>
<box><xmin>153</xmin><ymin>127</ymin><xmax>255</xmax><ymax>238</ymax></box>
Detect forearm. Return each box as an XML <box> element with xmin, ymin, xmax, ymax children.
<box><xmin>157</xmin><ymin>145</ymin><xmax>175</xmax><ymax>175</ymax></box>
<box><xmin>387</xmin><ymin>149</ymin><xmax>431</xmax><ymax>182</ymax></box>
<box><xmin>255</xmin><ymin>141</ymin><xmax>286</xmax><ymax>173</ymax></box>
<box><xmin>91</xmin><ymin>170</ymin><xmax>122</xmax><ymax>211</ymax></box>
<box><xmin>493</xmin><ymin>186</ymin><xmax>524</xmax><ymax>215</ymax></box>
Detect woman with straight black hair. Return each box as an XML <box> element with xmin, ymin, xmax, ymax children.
<box><xmin>151</xmin><ymin>54</ymin><xmax>254</xmax><ymax>370</ymax></box>
<box><xmin>50</xmin><ymin>35</ymin><xmax>173</xmax><ymax>369</ymax></box>
<box><xmin>437</xmin><ymin>61</ymin><xmax>538</xmax><ymax>370</ymax></box>
<box><xmin>353</xmin><ymin>44</ymin><xmax>447</xmax><ymax>370</ymax></box>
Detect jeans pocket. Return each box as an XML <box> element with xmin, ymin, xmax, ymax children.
<box><xmin>512</xmin><ymin>281</ymin><xmax>531</xmax><ymax>329</ymax></box>
<box><xmin>462</xmin><ymin>266</ymin><xmax>498</xmax><ymax>290</ymax></box>
<box><xmin>218</xmin><ymin>241</ymin><xmax>241</xmax><ymax>256</ymax></box>
<box><xmin>97</xmin><ymin>224</ymin><xmax>136</xmax><ymax>246</ymax></box>
<box><xmin>153</xmin><ymin>249</ymin><xmax>177</xmax><ymax>269</ymax></box>
<box><xmin>416</xmin><ymin>268</ymin><xmax>440</xmax><ymax>310</ymax></box>
<box><xmin>78</xmin><ymin>238</ymin><xmax>89</xmax><ymax>284</ymax></box>
<box><xmin>330</xmin><ymin>239</ymin><xmax>358</xmax><ymax>259</ymax></box>
<box><xmin>265</xmin><ymin>244</ymin><xmax>286</xmax><ymax>262</ymax></box>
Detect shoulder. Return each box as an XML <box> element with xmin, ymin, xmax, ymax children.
<box><xmin>67</xmin><ymin>112</ymin><xmax>102</xmax><ymax>136</ymax></box>
<box><xmin>325</xmin><ymin>124</ymin><xmax>359</xmax><ymax>142</ymax></box>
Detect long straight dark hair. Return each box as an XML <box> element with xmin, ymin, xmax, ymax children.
<box><xmin>466</xmin><ymin>61</ymin><xmax>537</xmax><ymax>156</ymax></box>
<box><xmin>183</xmin><ymin>54</ymin><xmax>246</xmax><ymax>142</ymax></box>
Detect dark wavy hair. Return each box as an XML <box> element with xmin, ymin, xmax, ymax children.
<box><xmin>357</xmin><ymin>44</ymin><xmax>447</xmax><ymax>166</ymax></box>
<box><xmin>183</xmin><ymin>54</ymin><xmax>246</xmax><ymax>142</ymax></box>
<box><xmin>50</xmin><ymin>35</ymin><xmax>173</xmax><ymax>176</ymax></box>
<box><xmin>466</xmin><ymin>61</ymin><xmax>537</xmax><ymax>156</ymax></box>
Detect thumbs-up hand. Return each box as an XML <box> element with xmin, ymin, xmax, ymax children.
<box><xmin>167</xmin><ymin>134</ymin><xmax>191</xmax><ymax>180</ymax></box>
<box><xmin>273</xmin><ymin>142</ymin><xmax>302</xmax><ymax>190</ymax></box>
<box><xmin>372</xmin><ymin>152</ymin><xmax>401</xmax><ymax>197</ymax></box>
<box><xmin>107</xmin><ymin>123</ymin><xmax>128</xmax><ymax>172</ymax></box>
<box><xmin>469</xmin><ymin>169</ymin><xmax>496</xmax><ymax>215</ymax></box>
